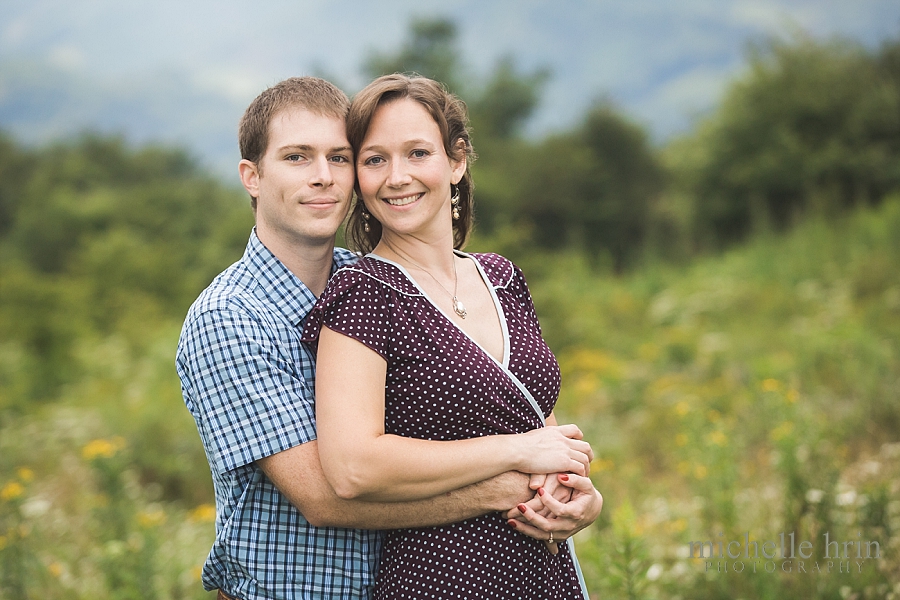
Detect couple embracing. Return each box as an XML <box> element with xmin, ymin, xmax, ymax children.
<box><xmin>176</xmin><ymin>74</ymin><xmax>603</xmax><ymax>600</ymax></box>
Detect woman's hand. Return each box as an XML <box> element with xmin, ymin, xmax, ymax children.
<box><xmin>515</xmin><ymin>425</ymin><xmax>593</xmax><ymax>476</ymax></box>
<box><xmin>505</xmin><ymin>473</ymin><xmax>603</xmax><ymax>551</ymax></box>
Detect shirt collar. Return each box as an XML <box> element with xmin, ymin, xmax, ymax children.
<box><xmin>243</xmin><ymin>229</ymin><xmax>333</xmax><ymax>327</ymax></box>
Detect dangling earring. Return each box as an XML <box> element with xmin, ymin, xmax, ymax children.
<box><xmin>450</xmin><ymin>185</ymin><xmax>460</xmax><ymax>221</ymax></box>
<box><xmin>362</xmin><ymin>209</ymin><xmax>371</xmax><ymax>233</ymax></box>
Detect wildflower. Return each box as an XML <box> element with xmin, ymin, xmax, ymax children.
<box><xmin>82</xmin><ymin>437</ymin><xmax>126</xmax><ymax>460</ymax></box>
<box><xmin>806</xmin><ymin>489</ymin><xmax>825</xmax><ymax>504</ymax></box>
<box><xmin>592</xmin><ymin>459</ymin><xmax>615</xmax><ymax>473</ymax></box>
<box><xmin>646</xmin><ymin>564</ymin><xmax>663</xmax><ymax>581</ymax></box>
<box><xmin>48</xmin><ymin>562</ymin><xmax>63</xmax><ymax>578</ymax></box>
<box><xmin>707</xmin><ymin>430</ymin><xmax>727</xmax><ymax>447</ymax></box>
<box><xmin>1</xmin><ymin>481</ymin><xmax>25</xmax><ymax>501</ymax></box>
<box><xmin>694</xmin><ymin>465</ymin><xmax>708</xmax><ymax>480</ymax></box>
<box><xmin>770</xmin><ymin>421</ymin><xmax>795</xmax><ymax>441</ymax></box>
<box><xmin>674</xmin><ymin>401</ymin><xmax>690</xmax><ymax>416</ymax></box>
<box><xmin>675</xmin><ymin>433</ymin><xmax>688</xmax><ymax>447</ymax></box>
<box><xmin>786</xmin><ymin>389</ymin><xmax>799</xmax><ymax>403</ymax></box>
<box><xmin>138</xmin><ymin>509</ymin><xmax>167</xmax><ymax>528</ymax></box>
<box><xmin>16</xmin><ymin>468</ymin><xmax>34</xmax><ymax>482</ymax></box>
<box><xmin>191</xmin><ymin>565</ymin><xmax>203</xmax><ymax>581</ymax></box>
<box><xmin>761</xmin><ymin>379</ymin><xmax>781</xmax><ymax>392</ymax></box>
<box><xmin>836</xmin><ymin>490</ymin><xmax>857</xmax><ymax>506</ymax></box>
<box><xmin>189</xmin><ymin>503</ymin><xmax>217</xmax><ymax>523</ymax></box>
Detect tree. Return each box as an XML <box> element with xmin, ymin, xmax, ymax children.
<box><xmin>673</xmin><ymin>34</ymin><xmax>900</xmax><ymax>248</ymax></box>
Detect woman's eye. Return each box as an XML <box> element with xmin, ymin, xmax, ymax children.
<box><xmin>411</xmin><ymin>150</ymin><xmax>429</xmax><ymax>159</ymax></box>
<box><xmin>364</xmin><ymin>156</ymin><xmax>385</xmax><ymax>166</ymax></box>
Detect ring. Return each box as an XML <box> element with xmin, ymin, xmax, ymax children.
<box><xmin>548</xmin><ymin>532</ymin><xmax>554</xmax><ymax>544</ymax></box>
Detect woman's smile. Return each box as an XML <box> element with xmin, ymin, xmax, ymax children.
<box><xmin>383</xmin><ymin>192</ymin><xmax>425</xmax><ymax>207</ymax></box>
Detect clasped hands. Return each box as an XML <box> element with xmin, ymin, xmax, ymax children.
<box><xmin>506</xmin><ymin>471</ymin><xmax>603</xmax><ymax>555</ymax></box>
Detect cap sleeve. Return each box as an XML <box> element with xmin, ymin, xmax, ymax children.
<box><xmin>301</xmin><ymin>266</ymin><xmax>394</xmax><ymax>360</ymax></box>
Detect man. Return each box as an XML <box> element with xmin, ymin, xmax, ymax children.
<box><xmin>176</xmin><ymin>77</ymin><xmax>601</xmax><ymax>600</ymax></box>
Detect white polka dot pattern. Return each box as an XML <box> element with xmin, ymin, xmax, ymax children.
<box><xmin>303</xmin><ymin>253</ymin><xmax>581</xmax><ymax>599</ymax></box>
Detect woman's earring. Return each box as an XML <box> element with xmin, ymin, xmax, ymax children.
<box><xmin>450</xmin><ymin>185</ymin><xmax>460</xmax><ymax>221</ymax></box>
<box><xmin>362</xmin><ymin>210</ymin><xmax>371</xmax><ymax>233</ymax></box>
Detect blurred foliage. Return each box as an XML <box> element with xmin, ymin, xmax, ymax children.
<box><xmin>667</xmin><ymin>34</ymin><xmax>900</xmax><ymax>250</ymax></box>
<box><xmin>0</xmin><ymin>133</ymin><xmax>252</xmax><ymax>409</ymax></box>
<box><xmin>1</xmin><ymin>16</ymin><xmax>900</xmax><ymax>599</ymax></box>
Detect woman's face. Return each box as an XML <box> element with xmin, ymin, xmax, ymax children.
<box><xmin>355</xmin><ymin>97</ymin><xmax>466</xmax><ymax>243</ymax></box>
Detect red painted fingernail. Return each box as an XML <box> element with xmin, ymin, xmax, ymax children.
<box><xmin>508</xmin><ymin>519</ymin><xmax>518</xmax><ymax>528</ymax></box>
<box><xmin>517</xmin><ymin>504</ymin><xmax>527</xmax><ymax>513</ymax></box>
<box><xmin>559</xmin><ymin>474</ymin><xmax>569</xmax><ymax>482</ymax></box>
<box><xmin>538</xmin><ymin>488</ymin><xmax>545</xmax><ymax>496</ymax></box>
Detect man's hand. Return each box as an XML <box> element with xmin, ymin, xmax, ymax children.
<box><xmin>504</xmin><ymin>473</ymin><xmax>603</xmax><ymax>553</ymax></box>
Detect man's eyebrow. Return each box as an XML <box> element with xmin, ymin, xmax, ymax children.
<box><xmin>276</xmin><ymin>144</ymin><xmax>353</xmax><ymax>154</ymax></box>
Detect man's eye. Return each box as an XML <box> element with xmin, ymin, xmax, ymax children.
<box><xmin>286</xmin><ymin>154</ymin><xmax>302</xmax><ymax>162</ymax></box>
<box><xmin>331</xmin><ymin>155</ymin><xmax>351</xmax><ymax>164</ymax></box>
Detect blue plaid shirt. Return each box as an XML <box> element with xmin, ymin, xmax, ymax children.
<box><xmin>176</xmin><ymin>231</ymin><xmax>383</xmax><ymax>599</ymax></box>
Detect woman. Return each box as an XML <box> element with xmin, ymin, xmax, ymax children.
<box><xmin>303</xmin><ymin>74</ymin><xmax>595</xmax><ymax>599</ymax></box>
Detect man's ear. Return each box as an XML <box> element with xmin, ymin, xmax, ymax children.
<box><xmin>239</xmin><ymin>159</ymin><xmax>260</xmax><ymax>199</ymax></box>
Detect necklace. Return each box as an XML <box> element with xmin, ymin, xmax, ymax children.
<box><xmin>383</xmin><ymin>242</ymin><xmax>467</xmax><ymax>319</ymax></box>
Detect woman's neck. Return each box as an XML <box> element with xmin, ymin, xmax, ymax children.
<box><xmin>374</xmin><ymin>230</ymin><xmax>458</xmax><ymax>278</ymax></box>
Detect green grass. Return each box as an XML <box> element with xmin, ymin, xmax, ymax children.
<box><xmin>2</xmin><ymin>198</ymin><xmax>899</xmax><ymax>599</ymax></box>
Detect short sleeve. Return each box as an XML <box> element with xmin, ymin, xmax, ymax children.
<box><xmin>301</xmin><ymin>267</ymin><xmax>394</xmax><ymax>360</ymax></box>
<box><xmin>508</xmin><ymin>261</ymin><xmax>542</xmax><ymax>334</ymax></box>
<box><xmin>177</xmin><ymin>307</ymin><xmax>317</xmax><ymax>474</ymax></box>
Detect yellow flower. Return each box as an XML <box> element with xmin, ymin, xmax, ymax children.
<box><xmin>592</xmin><ymin>459</ymin><xmax>615</xmax><ymax>473</ymax></box>
<box><xmin>82</xmin><ymin>437</ymin><xmax>126</xmax><ymax>460</ymax></box>
<box><xmin>761</xmin><ymin>378</ymin><xmax>781</xmax><ymax>392</ymax></box>
<box><xmin>1</xmin><ymin>482</ymin><xmax>25</xmax><ymax>501</ymax></box>
<box><xmin>191</xmin><ymin>565</ymin><xmax>203</xmax><ymax>581</ymax></box>
<box><xmin>48</xmin><ymin>562</ymin><xmax>63</xmax><ymax>578</ymax></box>
<box><xmin>668</xmin><ymin>518</ymin><xmax>688</xmax><ymax>533</ymax></box>
<box><xmin>189</xmin><ymin>504</ymin><xmax>217</xmax><ymax>523</ymax></box>
<box><xmin>138</xmin><ymin>509</ymin><xmax>167</xmax><ymax>528</ymax></box>
<box><xmin>694</xmin><ymin>465</ymin><xmax>708</xmax><ymax>480</ymax></box>
<box><xmin>675</xmin><ymin>401</ymin><xmax>690</xmax><ymax>416</ymax></box>
<box><xmin>770</xmin><ymin>421</ymin><xmax>795</xmax><ymax>441</ymax></box>
<box><xmin>786</xmin><ymin>389</ymin><xmax>799</xmax><ymax>403</ymax></box>
<box><xmin>707</xmin><ymin>430</ymin><xmax>727</xmax><ymax>447</ymax></box>
<box><xmin>675</xmin><ymin>433</ymin><xmax>688</xmax><ymax>447</ymax></box>
<box><xmin>16</xmin><ymin>468</ymin><xmax>34</xmax><ymax>482</ymax></box>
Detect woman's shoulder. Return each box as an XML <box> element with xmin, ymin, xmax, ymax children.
<box><xmin>466</xmin><ymin>252</ymin><xmax>521</xmax><ymax>289</ymax></box>
<box><xmin>328</xmin><ymin>255</ymin><xmax>421</xmax><ymax>298</ymax></box>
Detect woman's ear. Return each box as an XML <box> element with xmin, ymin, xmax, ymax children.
<box><xmin>450</xmin><ymin>139</ymin><xmax>467</xmax><ymax>184</ymax></box>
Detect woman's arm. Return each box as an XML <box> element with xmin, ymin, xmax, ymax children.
<box><xmin>315</xmin><ymin>325</ymin><xmax>593</xmax><ymax>502</ymax></box>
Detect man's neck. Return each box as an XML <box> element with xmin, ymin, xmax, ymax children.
<box><xmin>256</xmin><ymin>229</ymin><xmax>335</xmax><ymax>298</ymax></box>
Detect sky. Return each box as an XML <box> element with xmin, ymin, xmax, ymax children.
<box><xmin>1</xmin><ymin>0</ymin><xmax>898</xmax><ymax>178</ymax></box>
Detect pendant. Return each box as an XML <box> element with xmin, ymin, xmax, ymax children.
<box><xmin>452</xmin><ymin>296</ymin><xmax>467</xmax><ymax>319</ymax></box>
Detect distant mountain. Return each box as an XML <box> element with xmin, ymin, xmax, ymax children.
<box><xmin>0</xmin><ymin>60</ymin><xmax>245</xmax><ymax>180</ymax></box>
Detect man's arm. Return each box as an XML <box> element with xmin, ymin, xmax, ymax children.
<box><xmin>257</xmin><ymin>440</ymin><xmax>534</xmax><ymax>529</ymax></box>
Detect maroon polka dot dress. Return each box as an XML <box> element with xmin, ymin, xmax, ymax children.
<box><xmin>303</xmin><ymin>252</ymin><xmax>588</xmax><ymax>599</ymax></box>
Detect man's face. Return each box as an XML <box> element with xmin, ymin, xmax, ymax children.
<box><xmin>241</xmin><ymin>107</ymin><xmax>354</xmax><ymax>250</ymax></box>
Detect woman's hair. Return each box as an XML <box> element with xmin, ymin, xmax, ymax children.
<box><xmin>345</xmin><ymin>74</ymin><xmax>476</xmax><ymax>253</ymax></box>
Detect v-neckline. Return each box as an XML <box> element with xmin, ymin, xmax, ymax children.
<box><xmin>366</xmin><ymin>251</ymin><xmax>511</xmax><ymax>368</ymax></box>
